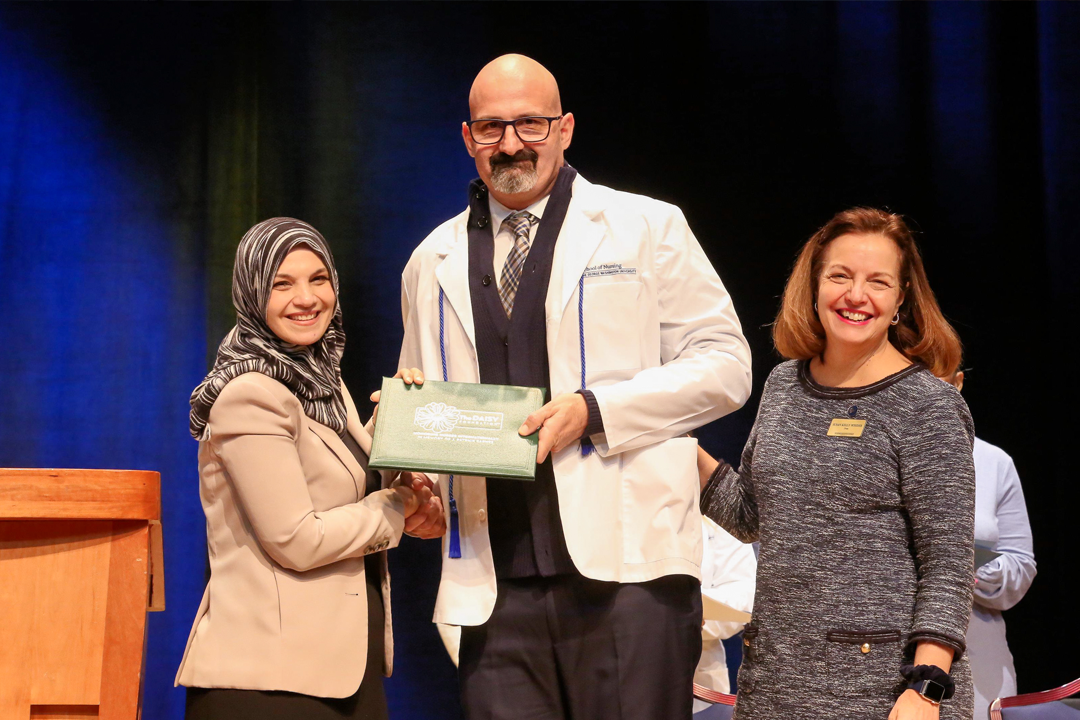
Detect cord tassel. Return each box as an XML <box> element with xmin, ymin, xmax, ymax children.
<box><xmin>440</xmin><ymin>288</ymin><xmax>462</xmax><ymax>557</ymax></box>
<box><xmin>577</xmin><ymin>273</ymin><xmax>593</xmax><ymax>457</ymax></box>
<box><xmin>447</xmin><ymin>480</ymin><xmax>462</xmax><ymax>558</ymax></box>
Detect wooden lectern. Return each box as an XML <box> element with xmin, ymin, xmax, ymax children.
<box><xmin>0</xmin><ymin>469</ymin><xmax>164</xmax><ymax>720</ymax></box>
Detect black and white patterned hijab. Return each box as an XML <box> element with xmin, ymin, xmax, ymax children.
<box><xmin>189</xmin><ymin>218</ymin><xmax>347</xmax><ymax>440</ymax></box>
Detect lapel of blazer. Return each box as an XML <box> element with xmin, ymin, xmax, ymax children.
<box><xmin>548</xmin><ymin>177</ymin><xmax>608</xmax><ymax>321</ymax></box>
<box><xmin>307</xmin><ymin>420</ymin><xmax>363</xmax><ymax>488</ymax></box>
<box><xmin>433</xmin><ymin>221</ymin><xmax>476</xmax><ymax>352</ymax></box>
<box><xmin>307</xmin><ymin>382</ymin><xmax>367</xmax><ymax>493</ymax></box>
<box><xmin>342</xmin><ymin>382</ymin><xmax>373</xmax><ymax>456</ymax></box>
<box><xmin>341</xmin><ymin>381</ymin><xmax>383</xmax><ymax>490</ymax></box>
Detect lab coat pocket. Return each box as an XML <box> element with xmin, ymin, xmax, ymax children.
<box><xmin>581</xmin><ymin>280</ymin><xmax>643</xmax><ymax>379</ymax></box>
<box><xmin>620</xmin><ymin>436</ymin><xmax>699</xmax><ymax>566</ymax></box>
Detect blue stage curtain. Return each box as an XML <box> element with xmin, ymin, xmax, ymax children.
<box><xmin>0</xmin><ymin>9</ymin><xmax>209</xmax><ymax>720</ymax></box>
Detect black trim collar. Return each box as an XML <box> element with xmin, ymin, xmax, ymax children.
<box><xmin>797</xmin><ymin>359</ymin><xmax>926</xmax><ymax>399</ymax></box>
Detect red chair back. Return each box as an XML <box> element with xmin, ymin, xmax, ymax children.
<box><xmin>693</xmin><ymin>683</ymin><xmax>736</xmax><ymax>706</ymax></box>
<box><xmin>693</xmin><ymin>683</ymin><xmax>736</xmax><ymax>720</ymax></box>
<box><xmin>990</xmin><ymin>677</ymin><xmax>1080</xmax><ymax>720</ymax></box>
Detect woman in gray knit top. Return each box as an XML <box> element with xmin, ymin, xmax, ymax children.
<box><xmin>699</xmin><ymin>208</ymin><xmax>975</xmax><ymax>720</ymax></box>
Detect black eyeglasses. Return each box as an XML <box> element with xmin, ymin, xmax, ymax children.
<box><xmin>466</xmin><ymin>115</ymin><xmax>563</xmax><ymax>145</ymax></box>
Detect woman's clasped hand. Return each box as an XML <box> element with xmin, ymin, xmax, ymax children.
<box><xmin>393</xmin><ymin>471</ymin><xmax>446</xmax><ymax>539</ymax></box>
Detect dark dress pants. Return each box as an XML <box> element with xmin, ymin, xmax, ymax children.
<box><xmin>185</xmin><ymin>565</ymin><xmax>388</xmax><ymax>720</ymax></box>
<box><xmin>459</xmin><ymin>573</ymin><xmax>702</xmax><ymax>720</ymax></box>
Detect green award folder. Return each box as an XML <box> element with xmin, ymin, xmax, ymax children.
<box><xmin>367</xmin><ymin>378</ymin><xmax>545</xmax><ymax>481</ymax></box>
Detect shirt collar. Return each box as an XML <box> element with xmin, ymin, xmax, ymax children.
<box><xmin>488</xmin><ymin>192</ymin><xmax>550</xmax><ymax>236</ymax></box>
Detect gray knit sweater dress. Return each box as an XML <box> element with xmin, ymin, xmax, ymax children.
<box><xmin>701</xmin><ymin>360</ymin><xmax>975</xmax><ymax>719</ymax></box>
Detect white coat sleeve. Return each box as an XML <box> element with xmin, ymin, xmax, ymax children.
<box><xmin>700</xmin><ymin>517</ymin><xmax>757</xmax><ymax>637</ymax></box>
<box><xmin>974</xmin><ymin>457</ymin><xmax>1037</xmax><ymax>611</ymax></box>
<box><xmin>589</xmin><ymin>208</ymin><xmax>752</xmax><ymax>454</ymax></box>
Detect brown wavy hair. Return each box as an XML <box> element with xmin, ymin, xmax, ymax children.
<box><xmin>772</xmin><ymin>207</ymin><xmax>962</xmax><ymax>378</ymax></box>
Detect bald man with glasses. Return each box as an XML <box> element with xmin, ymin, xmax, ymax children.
<box><xmin>397</xmin><ymin>54</ymin><xmax>752</xmax><ymax>720</ymax></box>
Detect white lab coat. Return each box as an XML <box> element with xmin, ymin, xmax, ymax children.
<box><xmin>968</xmin><ymin>437</ymin><xmax>1036</xmax><ymax>719</ymax></box>
<box><xmin>693</xmin><ymin>517</ymin><xmax>757</xmax><ymax>713</ymax></box>
<box><xmin>399</xmin><ymin>174</ymin><xmax>752</xmax><ymax>626</ymax></box>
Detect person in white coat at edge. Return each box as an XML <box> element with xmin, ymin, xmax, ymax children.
<box><xmin>395</xmin><ymin>54</ymin><xmax>752</xmax><ymax>720</ymax></box>
<box><xmin>693</xmin><ymin>517</ymin><xmax>758</xmax><ymax>716</ymax></box>
<box><xmin>944</xmin><ymin>372</ymin><xmax>1037</xmax><ymax>720</ymax></box>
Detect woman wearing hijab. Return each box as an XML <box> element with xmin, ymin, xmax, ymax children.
<box><xmin>697</xmin><ymin>208</ymin><xmax>975</xmax><ymax>720</ymax></box>
<box><xmin>177</xmin><ymin>218</ymin><xmax>444</xmax><ymax>720</ymax></box>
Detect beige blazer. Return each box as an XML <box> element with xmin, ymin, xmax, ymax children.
<box><xmin>175</xmin><ymin>372</ymin><xmax>407</xmax><ymax>698</ymax></box>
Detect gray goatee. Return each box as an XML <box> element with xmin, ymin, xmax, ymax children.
<box><xmin>489</xmin><ymin>150</ymin><xmax>539</xmax><ymax>194</ymax></box>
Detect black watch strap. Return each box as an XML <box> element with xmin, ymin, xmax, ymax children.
<box><xmin>901</xmin><ymin>664</ymin><xmax>955</xmax><ymax>703</ymax></box>
<box><xmin>910</xmin><ymin>678</ymin><xmax>947</xmax><ymax>705</ymax></box>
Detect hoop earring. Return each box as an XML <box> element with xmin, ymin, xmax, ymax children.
<box><xmin>891</xmin><ymin>311</ymin><xmax>900</xmax><ymax>326</ymax></box>
<box><xmin>813</xmin><ymin>302</ymin><xmax>818</xmax><ymax>312</ymax></box>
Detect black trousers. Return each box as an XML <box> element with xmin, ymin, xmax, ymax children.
<box><xmin>459</xmin><ymin>573</ymin><xmax>702</xmax><ymax>720</ymax></box>
<box><xmin>185</xmin><ymin>571</ymin><xmax>388</xmax><ymax>720</ymax></box>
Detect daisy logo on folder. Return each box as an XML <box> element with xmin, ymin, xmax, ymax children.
<box><xmin>414</xmin><ymin>402</ymin><xmax>462</xmax><ymax>434</ymax></box>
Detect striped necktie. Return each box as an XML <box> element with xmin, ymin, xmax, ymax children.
<box><xmin>498</xmin><ymin>210</ymin><xmax>538</xmax><ymax>317</ymax></box>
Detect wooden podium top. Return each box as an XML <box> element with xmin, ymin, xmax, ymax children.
<box><xmin>0</xmin><ymin>468</ymin><xmax>160</xmax><ymax>520</ymax></box>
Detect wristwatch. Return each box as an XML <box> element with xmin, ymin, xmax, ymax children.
<box><xmin>910</xmin><ymin>678</ymin><xmax>947</xmax><ymax>705</ymax></box>
<box><xmin>901</xmin><ymin>663</ymin><xmax>955</xmax><ymax>704</ymax></box>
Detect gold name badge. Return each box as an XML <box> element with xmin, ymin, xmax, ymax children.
<box><xmin>827</xmin><ymin>419</ymin><xmax>867</xmax><ymax>437</ymax></box>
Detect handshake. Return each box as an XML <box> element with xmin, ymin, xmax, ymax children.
<box><xmin>390</xmin><ymin>472</ymin><xmax>445</xmax><ymax>540</ymax></box>
<box><xmin>373</xmin><ymin>366</ymin><xmax>445</xmax><ymax>541</ymax></box>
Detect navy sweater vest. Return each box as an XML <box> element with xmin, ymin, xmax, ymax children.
<box><xmin>465</xmin><ymin>167</ymin><xmax>578</xmax><ymax>578</ymax></box>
